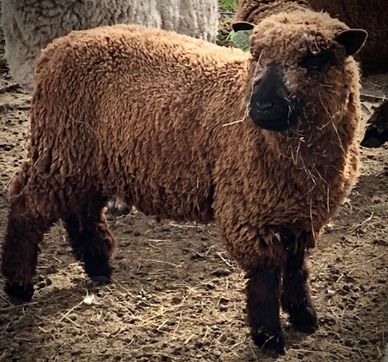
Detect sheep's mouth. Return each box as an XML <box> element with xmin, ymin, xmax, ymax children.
<box><xmin>249</xmin><ymin>103</ymin><xmax>300</xmax><ymax>132</ymax></box>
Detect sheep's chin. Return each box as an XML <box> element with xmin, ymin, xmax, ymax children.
<box><xmin>249</xmin><ymin>114</ymin><xmax>298</xmax><ymax>133</ymax></box>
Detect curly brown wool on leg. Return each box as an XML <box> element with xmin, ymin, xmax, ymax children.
<box><xmin>2</xmin><ymin>203</ymin><xmax>54</xmax><ymax>302</ymax></box>
<box><xmin>246</xmin><ymin>264</ymin><xmax>285</xmax><ymax>355</ymax></box>
<box><xmin>63</xmin><ymin>193</ymin><xmax>116</xmax><ymax>283</ymax></box>
<box><xmin>281</xmin><ymin>229</ymin><xmax>318</xmax><ymax>333</ymax></box>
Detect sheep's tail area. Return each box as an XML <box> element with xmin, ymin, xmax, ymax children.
<box><xmin>23</xmin><ymin>38</ymin><xmax>105</xmax><ymax>221</ymax></box>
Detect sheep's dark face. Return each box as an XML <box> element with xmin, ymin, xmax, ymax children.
<box><xmin>248</xmin><ymin>63</ymin><xmax>301</xmax><ymax>131</ymax></box>
<box><xmin>234</xmin><ymin>12</ymin><xmax>367</xmax><ymax>134</ymax></box>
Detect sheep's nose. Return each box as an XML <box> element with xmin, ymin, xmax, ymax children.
<box><xmin>255</xmin><ymin>101</ymin><xmax>274</xmax><ymax>112</ymax></box>
<box><xmin>249</xmin><ymin>63</ymin><xmax>299</xmax><ymax>132</ymax></box>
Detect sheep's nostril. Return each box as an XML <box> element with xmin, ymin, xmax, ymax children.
<box><xmin>256</xmin><ymin>101</ymin><xmax>274</xmax><ymax>112</ymax></box>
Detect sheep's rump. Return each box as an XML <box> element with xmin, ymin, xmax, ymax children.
<box><xmin>1</xmin><ymin>0</ymin><xmax>219</xmax><ymax>88</ymax></box>
<box><xmin>29</xmin><ymin>25</ymin><xmax>247</xmax><ymax>223</ymax></box>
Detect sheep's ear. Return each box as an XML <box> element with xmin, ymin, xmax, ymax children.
<box><xmin>335</xmin><ymin>29</ymin><xmax>368</xmax><ymax>56</ymax></box>
<box><xmin>232</xmin><ymin>21</ymin><xmax>255</xmax><ymax>32</ymax></box>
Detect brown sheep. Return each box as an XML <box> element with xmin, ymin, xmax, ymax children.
<box><xmin>1</xmin><ymin>18</ymin><xmax>366</xmax><ymax>354</ymax></box>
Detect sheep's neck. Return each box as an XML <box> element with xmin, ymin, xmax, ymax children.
<box><xmin>265</xmin><ymin>114</ymin><xmax>353</xmax><ymax>163</ymax></box>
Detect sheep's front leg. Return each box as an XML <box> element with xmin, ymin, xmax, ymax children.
<box><xmin>63</xmin><ymin>193</ymin><xmax>116</xmax><ymax>283</ymax></box>
<box><xmin>246</xmin><ymin>265</ymin><xmax>285</xmax><ymax>354</ymax></box>
<box><xmin>281</xmin><ymin>231</ymin><xmax>318</xmax><ymax>332</ymax></box>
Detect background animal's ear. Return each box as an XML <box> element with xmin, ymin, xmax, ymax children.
<box><xmin>232</xmin><ymin>21</ymin><xmax>255</xmax><ymax>32</ymax></box>
<box><xmin>335</xmin><ymin>29</ymin><xmax>368</xmax><ymax>56</ymax></box>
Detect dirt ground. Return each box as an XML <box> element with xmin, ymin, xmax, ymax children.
<box><xmin>0</xmin><ymin>17</ymin><xmax>387</xmax><ymax>362</ymax></box>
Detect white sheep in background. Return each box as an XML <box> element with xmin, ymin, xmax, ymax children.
<box><xmin>1</xmin><ymin>0</ymin><xmax>219</xmax><ymax>89</ymax></box>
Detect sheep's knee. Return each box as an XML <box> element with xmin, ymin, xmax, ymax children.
<box><xmin>246</xmin><ymin>265</ymin><xmax>285</xmax><ymax>355</ymax></box>
<box><xmin>63</xmin><ymin>195</ymin><xmax>115</xmax><ymax>282</ymax></box>
<box><xmin>2</xmin><ymin>207</ymin><xmax>53</xmax><ymax>302</ymax></box>
<box><xmin>281</xmin><ymin>231</ymin><xmax>318</xmax><ymax>333</ymax></box>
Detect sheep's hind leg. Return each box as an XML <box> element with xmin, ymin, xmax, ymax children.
<box><xmin>246</xmin><ymin>265</ymin><xmax>285</xmax><ymax>355</ymax></box>
<box><xmin>281</xmin><ymin>230</ymin><xmax>318</xmax><ymax>333</ymax></box>
<box><xmin>2</xmin><ymin>200</ymin><xmax>54</xmax><ymax>302</ymax></box>
<box><xmin>63</xmin><ymin>193</ymin><xmax>116</xmax><ymax>283</ymax></box>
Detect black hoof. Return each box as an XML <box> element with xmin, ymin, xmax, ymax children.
<box><xmin>251</xmin><ymin>327</ymin><xmax>285</xmax><ymax>355</ymax></box>
<box><xmin>289</xmin><ymin>305</ymin><xmax>318</xmax><ymax>333</ymax></box>
<box><xmin>4</xmin><ymin>281</ymin><xmax>34</xmax><ymax>302</ymax></box>
<box><xmin>84</xmin><ymin>255</ymin><xmax>113</xmax><ymax>283</ymax></box>
<box><xmin>89</xmin><ymin>275</ymin><xmax>111</xmax><ymax>285</ymax></box>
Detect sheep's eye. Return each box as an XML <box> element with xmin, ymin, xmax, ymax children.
<box><xmin>299</xmin><ymin>51</ymin><xmax>334</xmax><ymax>72</ymax></box>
